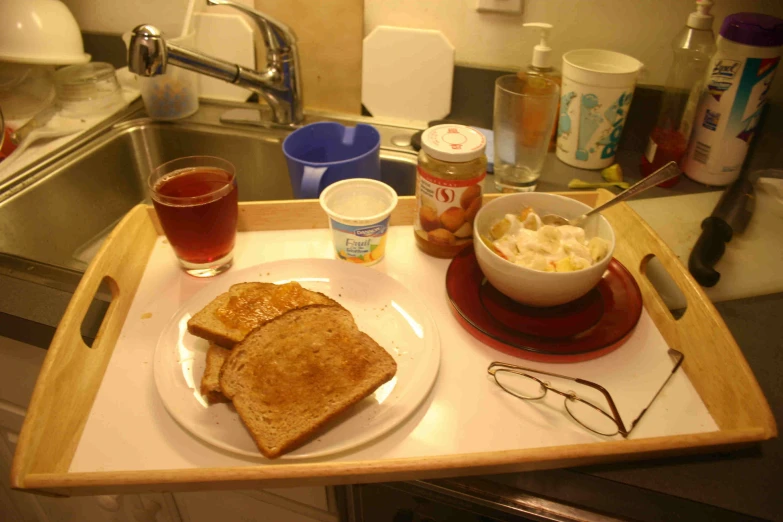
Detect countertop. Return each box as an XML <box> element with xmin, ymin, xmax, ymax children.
<box><xmin>1</xmin><ymin>141</ymin><xmax>780</xmax><ymax>520</ymax></box>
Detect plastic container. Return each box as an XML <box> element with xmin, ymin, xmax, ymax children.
<box><xmin>640</xmin><ymin>0</ymin><xmax>716</xmax><ymax>188</ymax></box>
<box><xmin>518</xmin><ymin>23</ymin><xmax>562</xmax><ymax>152</ymax></box>
<box><xmin>319</xmin><ymin>178</ymin><xmax>398</xmax><ymax>266</ymax></box>
<box><xmin>0</xmin><ymin>63</ymin><xmax>55</xmax><ymax>120</ymax></box>
<box><xmin>413</xmin><ymin>124</ymin><xmax>487</xmax><ymax>258</ymax></box>
<box><xmin>682</xmin><ymin>13</ymin><xmax>783</xmax><ymax>186</ymax></box>
<box><xmin>556</xmin><ymin>50</ymin><xmax>643</xmax><ymax>170</ymax></box>
<box><xmin>55</xmin><ymin>62</ymin><xmax>125</xmax><ymax>117</ymax></box>
<box><xmin>138</xmin><ymin>32</ymin><xmax>200</xmax><ymax>121</ymax></box>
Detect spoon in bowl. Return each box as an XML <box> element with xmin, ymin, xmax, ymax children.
<box><xmin>541</xmin><ymin>161</ymin><xmax>681</xmax><ymax>227</ymax></box>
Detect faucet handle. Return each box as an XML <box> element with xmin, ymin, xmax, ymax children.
<box><xmin>206</xmin><ymin>0</ymin><xmax>297</xmax><ymax>54</ymax></box>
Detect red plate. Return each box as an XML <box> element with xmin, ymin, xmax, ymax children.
<box><xmin>446</xmin><ymin>247</ymin><xmax>643</xmax><ymax>363</ymax></box>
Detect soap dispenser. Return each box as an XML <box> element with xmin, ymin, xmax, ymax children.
<box><xmin>518</xmin><ymin>23</ymin><xmax>561</xmax><ymax>151</ymax></box>
<box><xmin>521</xmin><ymin>23</ymin><xmax>560</xmax><ymax>79</ymax></box>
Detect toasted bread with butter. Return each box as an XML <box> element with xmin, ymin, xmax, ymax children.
<box><xmin>219</xmin><ymin>305</ymin><xmax>397</xmax><ymax>459</ymax></box>
<box><xmin>188</xmin><ymin>282</ymin><xmax>339</xmax><ymax>348</ymax></box>
<box><xmin>200</xmin><ymin>344</ymin><xmax>231</xmax><ymax>403</ymax></box>
<box><xmin>191</xmin><ymin>282</ymin><xmax>341</xmax><ymax>403</ymax></box>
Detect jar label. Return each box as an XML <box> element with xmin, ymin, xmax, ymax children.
<box><xmin>682</xmin><ymin>55</ymin><xmax>780</xmax><ymax>185</ymax></box>
<box><xmin>414</xmin><ymin>166</ymin><xmax>485</xmax><ymax>248</ymax></box>
<box><xmin>644</xmin><ymin>137</ymin><xmax>658</xmax><ymax>164</ymax></box>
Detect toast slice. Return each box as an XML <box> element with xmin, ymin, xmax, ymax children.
<box><xmin>219</xmin><ymin>305</ymin><xmax>397</xmax><ymax>459</ymax></box>
<box><xmin>188</xmin><ymin>282</ymin><xmax>340</xmax><ymax>348</ymax></box>
<box><xmin>192</xmin><ymin>282</ymin><xmax>342</xmax><ymax>402</ymax></box>
<box><xmin>200</xmin><ymin>344</ymin><xmax>231</xmax><ymax>404</ymax></box>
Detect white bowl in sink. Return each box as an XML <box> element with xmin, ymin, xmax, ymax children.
<box><xmin>473</xmin><ymin>192</ymin><xmax>616</xmax><ymax>307</ymax></box>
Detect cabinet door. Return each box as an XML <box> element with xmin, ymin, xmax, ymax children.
<box><xmin>0</xmin><ymin>336</ymin><xmax>46</xmax><ymax>434</ymax></box>
<box><xmin>0</xmin><ymin>426</ymin><xmax>49</xmax><ymax>522</ymax></box>
<box><xmin>0</xmin><ymin>336</ymin><xmax>182</xmax><ymax>522</ymax></box>
<box><xmin>173</xmin><ymin>490</ymin><xmax>335</xmax><ymax>522</ymax></box>
<box><xmin>245</xmin><ymin>486</ymin><xmax>335</xmax><ymax>515</ymax></box>
<box><xmin>0</xmin><ymin>337</ymin><xmax>335</xmax><ymax>522</ymax></box>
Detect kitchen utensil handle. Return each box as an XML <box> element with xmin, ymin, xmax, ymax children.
<box><xmin>10</xmin><ymin>103</ymin><xmax>58</xmax><ymax>146</ymax></box>
<box><xmin>584</xmin><ymin>161</ymin><xmax>681</xmax><ymax>219</ymax></box>
<box><xmin>688</xmin><ymin>217</ymin><xmax>732</xmax><ymax>287</ymax></box>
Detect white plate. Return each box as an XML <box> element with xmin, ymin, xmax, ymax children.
<box><xmin>153</xmin><ymin>258</ymin><xmax>441</xmax><ymax>459</ymax></box>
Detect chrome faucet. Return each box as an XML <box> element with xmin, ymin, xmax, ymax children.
<box><xmin>128</xmin><ymin>0</ymin><xmax>303</xmax><ymax>126</ymax></box>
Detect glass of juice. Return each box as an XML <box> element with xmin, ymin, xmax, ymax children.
<box><xmin>148</xmin><ymin>156</ymin><xmax>238</xmax><ymax>277</ymax></box>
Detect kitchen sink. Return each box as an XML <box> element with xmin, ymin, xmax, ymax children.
<box><xmin>0</xmin><ymin>100</ymin><xmax>421</xmax><ymax>275</ymax></box>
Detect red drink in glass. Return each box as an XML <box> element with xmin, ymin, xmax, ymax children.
<box><xmin>149</xmin><ymin>157</ymin><xmax>237</xmax><ymax>277</ymax></box>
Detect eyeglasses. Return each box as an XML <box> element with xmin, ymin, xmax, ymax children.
<box><xmin>487</xmin><ymin>348</ymin><xmax>684</xmax><ymax>437</ymax></box>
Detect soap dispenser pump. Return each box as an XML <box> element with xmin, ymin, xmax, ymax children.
<box><xmin>524</xmin><ymin>22</ymin><xmax>555</xmax><ymax>74</ymax></box>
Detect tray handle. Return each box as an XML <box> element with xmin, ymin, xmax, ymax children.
<box><xmin>11</xmin><ymin>205</ymin><xmax>159</xmax><ymax>488</ymax></box>
<box><xmin>601</xmin><ymin>196</ymin><xmax>775</xmax><ymax>437</ymax></box>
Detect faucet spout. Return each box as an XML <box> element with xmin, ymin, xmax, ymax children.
<box><xmin>127</xmin><ymin>1</ymin><xmax>303</xmax><ymax>126</ymax></box>
<box><xmin>128</xmin><ymin>24</ymin><xmax>167</xmax><ymax>76</ymax></box>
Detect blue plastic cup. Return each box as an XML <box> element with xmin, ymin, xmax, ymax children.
<box><xmin>282</xmin><ymin>122</ymin><xmax>381</xmax><ymax>199</ymax></box>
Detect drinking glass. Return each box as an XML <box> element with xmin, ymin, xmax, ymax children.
<box><xmin>493</xmin><ymin>74</ymin><xmax>559</xmax><ymax>192</ymax></box>
<box><xmin>148</xmin><ymin>156</ymin><xmax>238</xmax><ymax>277</ymax></box>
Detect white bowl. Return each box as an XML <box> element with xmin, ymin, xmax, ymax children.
<box><xmin>0</xmin><ymin>0</ymin><xmax>90</xmax><ymax>65</ymax></box>
<box><xmin>474</xmin><ymin>192</ymin><xmax>616</xmax><ymax>307</ymax></box>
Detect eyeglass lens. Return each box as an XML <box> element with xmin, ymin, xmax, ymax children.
<box><xmin>494</xmin><ymin>369</ymin><xmax>619</xmax><ymax>436</ymax></box>
<box><xmin>494</xmin><ymin>370</ymin><xmax>546</xmax><ymax>399</ymax></box>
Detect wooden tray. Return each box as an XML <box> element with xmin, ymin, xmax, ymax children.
<box><xmin>11</xmin><ymin>191</ymin><xmax>776</xmax><ymax>496</ymax></box>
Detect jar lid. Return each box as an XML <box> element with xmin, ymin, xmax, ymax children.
<box><xmin>421</xmin><ymin>124</ymin><xmax>487</xmax><ymax>162</ymax></box>
<box><xmin>720</xmin><ymin>13</ymin><xmax>783</xmax><ymax>48</ymax></box>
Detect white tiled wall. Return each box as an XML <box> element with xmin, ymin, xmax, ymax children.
<box><xmin>63</xmin><ymin>0</ymin><xmax>783</xmax><ymax>102</ymax></box>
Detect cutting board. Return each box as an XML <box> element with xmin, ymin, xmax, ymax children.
<box><xmin>628</xmin><ymin>182</ymin><xmax>783</xmax><ymax>304</ymax></box>
<box><xmin>253</xmin><ymin>0</ymin><xmax>363</xmax><ymax>114</ymax></box>
<box><xmin>193</xmin><ymin>13</ymin><xmax>255</xmax><ymax>102</ymax></box>
<box><xmin>362</xmin><ymin>26</ymin><xmax>455</xmax><ymax>123</ymax></box>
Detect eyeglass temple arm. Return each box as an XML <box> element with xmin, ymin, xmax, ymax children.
<box><xmin>627</xmin><ymin>349</ymin><xmax>686</xmax><ymax>433</ymax></box>
<box><xmin>575</xmin><ymin>377</ymin><xmax>628</xmax><ymax>436</ymax></box>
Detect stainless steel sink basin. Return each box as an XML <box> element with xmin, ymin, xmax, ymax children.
<box><xmin>0</xmin><ymin>101</ymin><xmax>421</xmax><ymax>274</ymax></box>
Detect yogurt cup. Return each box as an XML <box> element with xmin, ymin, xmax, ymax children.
<box><xmin>319</xmin><ymin>178</ymin><xmax>398</xmax><ymax>266</ymax></box>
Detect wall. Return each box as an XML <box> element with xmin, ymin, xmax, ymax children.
<box><xmin>64</xmin><ymin>0</ymin><xmax>783</xmax><ymax>102</ymax></box>
<box><xmin>365</xmin><ymin>0</ymin><xmax>783</xmax><ymax>103</ymax></box>
<box><xmin>62</xmin><ymin>0</ymin><xmax>259</xmax><ymax>36</ymax></box>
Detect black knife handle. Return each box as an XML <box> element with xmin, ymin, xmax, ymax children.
<box><xmin>689</xmin><ymin>217</ymin><xmax>733</xmax><ymax>287</ymax></box>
